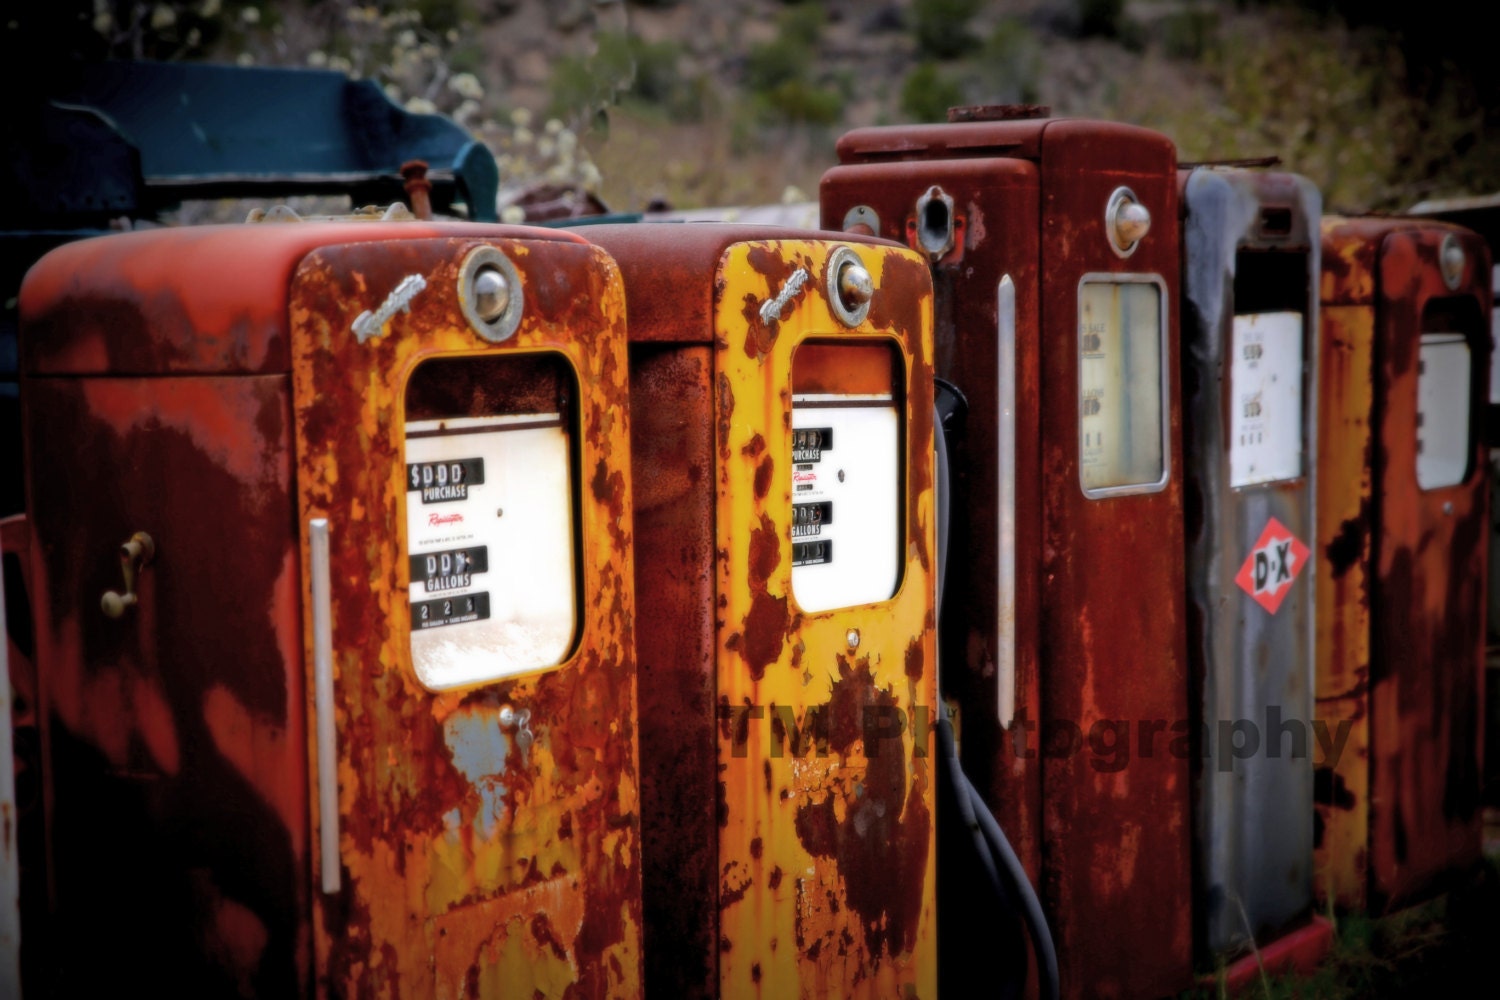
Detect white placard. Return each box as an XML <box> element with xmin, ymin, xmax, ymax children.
<box><xmin>1229</xmin><ymin>311</ymin><xmax>1305</xmax><ymax>487</ymax></box>
<box><xmin>405</xmin><ymin>414</ymin><xmax>576</xmax><ymax>689</ymax></box>
<box><xmin>1416</xmin><ymin>333</ymin><xmax>1472</xmax><ymax>489</ymax></box>
<box><xmin>789</xmin><ymin>396</ymin><xmax>901</xmax><ymax>613</ymax></box>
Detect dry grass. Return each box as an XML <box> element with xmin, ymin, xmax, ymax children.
<box><xmin>1182</xmin><ymin>857</ymin><xmax>1500</xmax><ymax>999</ymax></box>
<box><xmin>583</xmin><ymin>106</ymin><xmax>836</xmax><ymax>213</ymax></box>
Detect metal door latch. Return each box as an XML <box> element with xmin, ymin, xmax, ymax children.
<box><xmin>101</xmin><ymin>531</ymin><xmax>155</xmax><ymax>618</ymax></box>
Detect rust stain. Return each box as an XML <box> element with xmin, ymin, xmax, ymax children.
<box><xmin>794</xmin><ymin>656</ymin><xmax>931</xmax><ymax>960</ymax></box>
<box><xmin>1323</xmin><ymin>503</ymin><xmax>1370</xmax><ymax>579</ymax></box>
<box><xmin>22</xmin><ymin>368</ymin><xmax>310</xmax><ymax>993</ymax></box>
<box><xmin>903</xmin><ymin>635</ymin><xmax>925</xmax><ymax>681</ymax></box>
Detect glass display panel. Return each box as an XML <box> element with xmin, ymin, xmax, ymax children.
<box><xmin>1079</xmin><ymin>278</ymin><xmax>1167</xmax><ymax>495</ymax></box>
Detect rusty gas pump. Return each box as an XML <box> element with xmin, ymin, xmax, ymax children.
<box><xmin>582</xmin><ymin>223</ymin><xmax>938</xmax><ymax>999</ymax></box>
<box><xmin>1315</xmin><ymin>216</ymin><xmax>1491</xmax><ymax>912</ymax></box>
<box><xmin>18</xmin><ymin>216</ymin><xmax>642</xmax><ymax>996</ymax></box>
<box><xmin>1178</xmin><ymin>165</ymin><xmax>1333</xmax><ymax>983</ymax></box>
<box><xmin>821</xmin><ymin>106</ymin><xmax>1193</xmax><ymax>999</ymax></box>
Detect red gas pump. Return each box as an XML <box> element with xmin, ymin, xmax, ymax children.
<box><xmin>823</xmin><ymin>107</ymin><xmax>1193</xmax><ymax>998</ymax></box>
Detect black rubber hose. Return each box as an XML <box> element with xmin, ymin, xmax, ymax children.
<box><xmin>935</xmin><ymin>711</ymin><xmax>1027</xmax><ymax>1000</ymax></box>
<box><xmin>932</xmin><ymin>395</ymin><xmax>1059</xmax><ymax>1000</ymax></box>
<box><xmin>966</xmin><ymin>763</ymin><xmax>1061</xmax><ymax>1000</ymax></box>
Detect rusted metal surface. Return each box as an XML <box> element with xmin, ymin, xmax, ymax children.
<box><xmin>587</xmin><ymin>224</ymin><xmax>938</xmax><ymax>998</ymax></box>
<box><xmin>824</xmin><ymin>118</ymin><xmax>1193</xmax><ymax>999</ymax></box>
<box><xmin>1035</xmin><ymin>120</ymin><xmax>1191</xmax><ymax>1000</ymax></box>
<box><xmin>1315</xmin><ymin>216</ymin><xmax>1491</xmax><ymax>911</ymax></box>
<box><xmin>626</xmin><ymin>343</ymin><xmax>719</xmax><ymax>999</ymax></box>
<box><xmin>19</xmin><ymin>220</ymin><xmax>585</xmax><ymax>376</ymax></box>
<box><xmin>23</xmin><ymin>372</ymin><xmax>309</xmax><ymax>995</ymax></box>
<box><xmin>1312</xmin><ymin>228</ymin><xmax>1376</xmax><ymax>910</ymax></box>
<box><xmin>401</xmin><ymin>160</ymin><xmax>434</xmax><ymax>220</ymax></box>
<box><xmin>714</xmin><ymin>236</ymin><xmax>936</xmax><ymax>999</ymax></box>
<box><xmin>1178</xmin><ymin>167</ymin><xmax>1320</xmax><ymax>962</ymax></box>
<box><xmin>290</xmin><ymin>235</ymin><xmax>641</xmax><ymax>997</ymax></box>
<box><xmin>821</xmin><ymin>151</ymin><xmax>1046</xmax><ymax>996</ymax></box>
<box><xmin>18</xmin><ymin>219</ymin><xmax>637</xmax><ymax>997</ymax></box>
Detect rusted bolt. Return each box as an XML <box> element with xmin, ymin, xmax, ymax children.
<box><xmin>401</xmin><ymin>160</ymin><xmax>433</xmax><ymax>220</ymax></box>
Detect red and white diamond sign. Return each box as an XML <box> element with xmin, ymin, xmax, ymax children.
<box><xmin>1234</xmin><ymin>517</ymin><xmax>1309</xmax><ymax>614</ymax></box>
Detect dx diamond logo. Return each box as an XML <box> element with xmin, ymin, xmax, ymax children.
<box><xmin>1234</xmin><ymin>517</ymin><xmax>1310</xmax><ymax>614</ymax></box>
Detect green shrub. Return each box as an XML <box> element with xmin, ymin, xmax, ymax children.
<box><xmin>976</xmin><ymin>18</ymin><xmax>1040</xmax><ymax>105</ymax></box>
<box><xmin>742</xmin><ymin>2</ymin><xmax>841</xmax><ymax>124</ymax></box>
<box><xmin>913</xmin><ymin>0</ymin><xmax>983</xmax><ymax>60</ymax></box>
<box><xmin>1162</xmin><ymin>4</ymin><xmax>1221</xmax><ymax>61</ymax></box>
<box><xmin>745</xmin><ymin>37</ymin><xmax>806</xmax><ymax>93</ymax></box>
<box><xmin>901</xmin><ymin>63</ymin><xmax>965</xmax><ymax>122</ymax></box>
<box><xmin>760</xmin><ymin>80</ymin><xmax>844</xmax><ymax>125</ymax></box>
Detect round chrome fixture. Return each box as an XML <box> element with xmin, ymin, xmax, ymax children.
<box><xmin>459</xmin><ymin>246</ymin><xmax>524</xmax><ymax>342</ymax></box>
<box><xmin>1440</xmin><ymin>233</ymin><xmax>1466</xmax><ymax>291</ymax></box>
<box><xmin>1105</xmin><ymin>186</ymin><xmax>1151</xmax><ymax>258</ymax></box>
<box><xmin>827</xmin><ymin>246</ymin><xmax>873</xmax><ymax>327</ymax></box>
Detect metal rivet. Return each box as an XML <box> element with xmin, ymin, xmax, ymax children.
<box><xmin>1444</xmin><ymin>501</ymin><xmax>1455</xmax><ymax>515</ymax></box>
<box><xmin>473</xmin><ymin>266</ymin><xmax>511</xmax><ymax>323</ymax></box>
<box><xmin>846</xmin><ymin>629</ymin><xmax>860</xmax><ymax>649</ymax></box>
<box><xmin>842</xmin><ymin>204</ymin><xmax>879</xmax><ymax>235</ymax></box>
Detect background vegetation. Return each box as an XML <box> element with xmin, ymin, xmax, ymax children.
<box><xmin>7</xmin><ymin>1</ymin><xmax>1498</xmax><ymax>216</ymax></box>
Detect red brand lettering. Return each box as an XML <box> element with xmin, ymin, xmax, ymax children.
<box><xmin>428</xmin><ymin>512</ymin><xmax>464</xmax><ymax>526</ymax></box>
<box><xmin>1234</xmin><ymin>517</ymin><xmax>1310</xmax><ymax>614</ymax></box>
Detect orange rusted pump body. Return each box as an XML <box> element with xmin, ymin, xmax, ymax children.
<box><xmin>586</xmin><ymin>224</ymin><xmax>938</xmax><ymax>999</ymax></box>
<box><xmin>19</xmin><ymin>219</ymin><xmax>642</xmax><ymax>997</ymax></box>
<box><xmin>1315</xmin><ymin>216</ymin><xmax>1491</xmax><ymax>912</ymax></box>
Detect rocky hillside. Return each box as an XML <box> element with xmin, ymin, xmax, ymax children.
<box><xmin>452</xmin><ymin>0</ymin><xmax>1497</xmax><ymax>215</ymax></box>
<box><xmin>13</xmin><ymin>1</ymin><xmax>1495</xmax><ymax>215</ymax></box>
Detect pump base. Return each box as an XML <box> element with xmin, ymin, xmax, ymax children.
<box><xmin>1198</xmin><ymin>915</ymin><xmax>1335</xmax><ymax>994</ymax></box>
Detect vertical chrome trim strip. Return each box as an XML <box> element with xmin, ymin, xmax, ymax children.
<box><xmin>998</xmin><ymin>275</ymin><xmax>1018</xmax><ymax>727</ymax></box>
<box><xmin>310</xmin><ymin>518</ymin><xmax>340</xmax><ymax>894</ymax></box>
